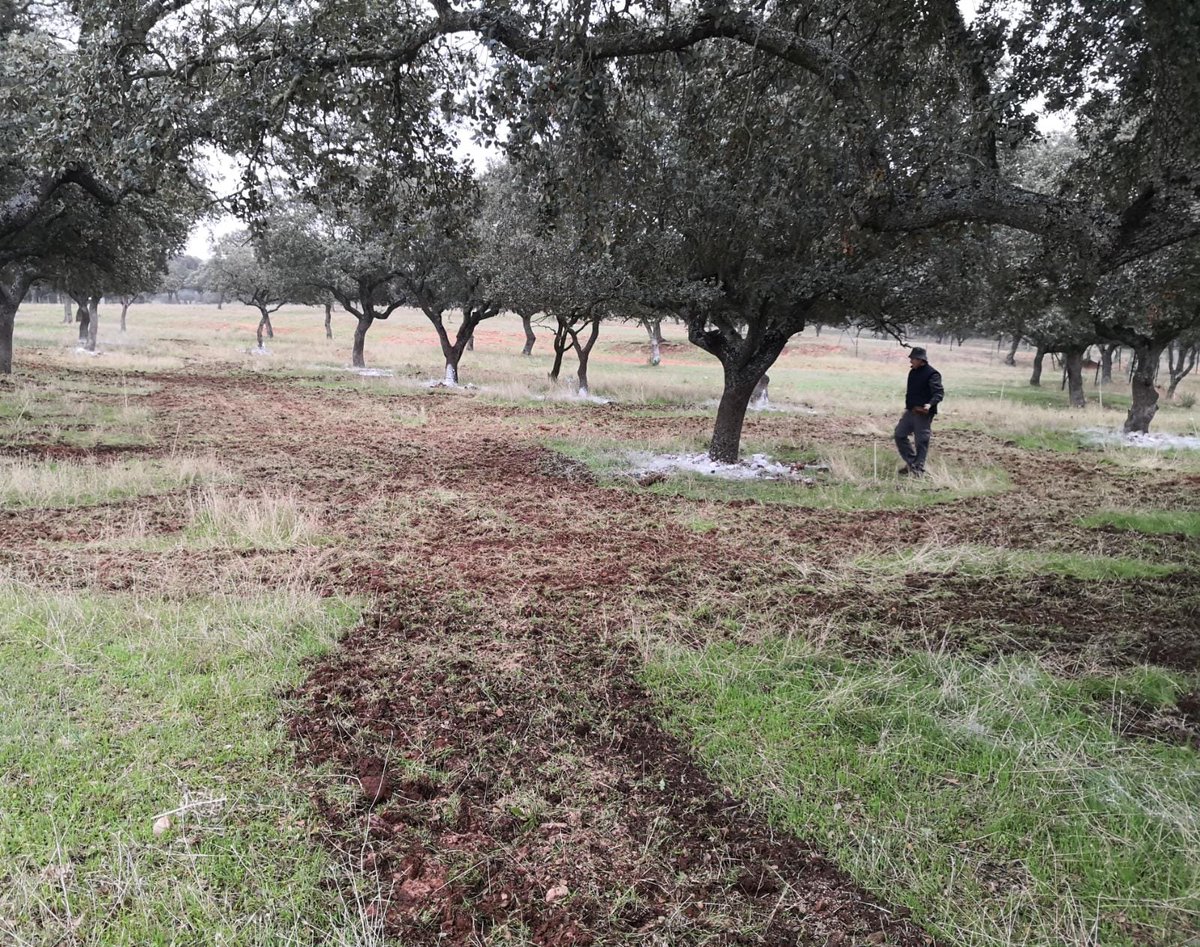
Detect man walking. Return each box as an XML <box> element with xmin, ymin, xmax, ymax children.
<box><xmin>895</xmin><ymin>347</ymin><xmax>944</xmax><ymax>476</ymax></box>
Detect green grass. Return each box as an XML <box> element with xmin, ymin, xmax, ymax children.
<box><xmin>645</xmin><ymin>639</ymin><xmax>1200</xmax><ymax>947</ymax></box>
<box><xmin>0</xmin><ymin>381</ymin><xmax>157</xmax><ymax>450</ymax></box>
<box><xmin>0</xmin><ymin>585</ymin><xmax>375</xmax><ymax>946</ymax></box>
<box><xmin>854</xmin><ymin>543</ymin><xmax>1183</xmax><ymax>580</ymax></box>
<box><xmin>0</xmin><ymin>455</ymin><xmax>226</xmax><ymax>509</ymax></box>
<box><xmin>958</xmin><ymin>382</ymin><xmax>1134</xmax><ymax>410</ymax></box>
<box><xmin>1009</xmin><ymin>429</ymin><xmax>1094</xmax><ymax>452</ymax></box>
<box><xmin>1082</xmin><ymin>510</ymin><xmax>1200</xmax><ymax>538</ymax></box>
<box><xmin>549</xmin><ymin>439</ymin><xmax>1009</xmax><ymax>510</ymax></box>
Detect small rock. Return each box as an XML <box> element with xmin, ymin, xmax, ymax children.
<box><xmin>152</xmin><ymin>815</ymin><xmax>171</xmax><ymax>836</ymax></box>
<box><xmin>545</xmin><ymin>884</ymin><xmax>570</xmax><ymax>904</ymax></box>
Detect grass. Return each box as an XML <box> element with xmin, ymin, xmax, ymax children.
<box><xmin>176</xmin><ymin>489</ymin><xmax>323</xmax><ymax>550</ymax></box>
<box><xmin>0</xmin><ymin>455</ymin><xmax>226</xmax><ymax>509</ymax></box>
<box><xmin>0</xmin><ymin>584</ymin><xmax>377</xmax><ymax>947</ymax></box>
<box><xmin>548</xmin><ymin>438</ymin><xmax>1010</xmax><ymax>510</ymax></box>
<box><xmin>644</xmin><ymin>638</ymin><xmax>1200</xmax><ymax>947</ymax></box>
<box><xmin>0</xmin><ymin>379</ymin><xmax>157</xmax><ymax>450</ymax></box>
<box><xmin>1082</xmin><ymin>510</ymin><xmax>1200</xmax><ymax>538</ymax></box>
<box><xmin>853</xmin><ymin>541</ymin><xmax>1183</xmax><ymax>581</ymax></box>
<box><xmin>1009</xmin><ymin>429</ymin><xmax>1094</xmax><ymax>452</ymax></box>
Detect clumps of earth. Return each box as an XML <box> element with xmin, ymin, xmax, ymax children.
<box><xmin>627</xmin><ymin>451</ymin><xmax>826</xmax><ymax>484</ymax></box>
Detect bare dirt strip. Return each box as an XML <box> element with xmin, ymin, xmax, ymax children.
<box><xmin>5</xmin><ymin>364</ymin><xmax>1199</xmax><ymax>944</ymax></box>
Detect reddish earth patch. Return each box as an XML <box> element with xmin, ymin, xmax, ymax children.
<box><xmin>290</xmin><ymin>597</ymin><xmax>936</xmax><ymax>946</ymax></box>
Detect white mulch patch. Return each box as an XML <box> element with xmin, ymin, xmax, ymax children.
<box><xmin>424</xmin><ymin>378</ymin><xmax>478</xmax><ymax>389</ymax></box>
<box><xmin>246</xmin><ymin>346</ymin><xmax>271</xmax><ymax>356</ymax></box>
<box><xmin>700</xmin><ymin>398</ymin><xmax>818</xmax><ymax>415</ymax></box>
<box><xmin>1079</xmin><ymin>428</ymin><xmax>1200</xmax><ymax>451</ymax></box>
<box><xmin>72</xmin><ymin>347</ymin><xmax>102</xmax><ymax>357</ymax></box>
<box><xmin>351</xmin><ymin>367</ymin><xmax>395</xmax><ymax>377</ymax></box>
<box><xmin>626</xmin><ymin>451</ymin><xmax>820</xmax><ymax>482</ymax></box>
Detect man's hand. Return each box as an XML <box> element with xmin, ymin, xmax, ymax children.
<box><xmin>913</xmin><ymin>405</ymin><xmax>929</xmax><ymax>415</ymax></box>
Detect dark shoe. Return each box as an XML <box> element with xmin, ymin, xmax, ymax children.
<box><xmin>910</xmin><ymin>466</ymin><xmax>926</xmax><ymax>478</ymax></box>
<box><xmin>898</xmin><ymin>465</ymin><xmax>912</xmax><ymax>476</ymax></box>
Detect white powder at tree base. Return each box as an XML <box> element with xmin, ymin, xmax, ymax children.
<box><xmin>626</xmin><ymin>451</ymin><xmax>816</xmax><ymax>482</ymax></box>
<box><xmin>1079</xmin><ymin>428</ymin><xmax>1200</xmax><ymax>451</ymax></box>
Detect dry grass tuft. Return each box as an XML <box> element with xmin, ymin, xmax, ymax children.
<box><xmin>182</xmin><ymin>488</ymin><xmax>323</xmax><ymax>550</ymax></box>
<box><xmin>0</xmin><ymin>454</ymin><xmax>227</xmax><ymax>509</ymax></box>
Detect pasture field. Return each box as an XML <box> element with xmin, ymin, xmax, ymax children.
<box><xmin>2</xmin><ymin>301</ymin><xmax>1198</xmax><ymax>947</ymax></box>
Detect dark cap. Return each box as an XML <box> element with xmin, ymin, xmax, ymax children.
<box><xmin>908</xmin><ymin>346</ymin><xmax>928</xmax><ymax>361</ymax></box>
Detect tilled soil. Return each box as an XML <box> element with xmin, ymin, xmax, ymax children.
<box><xmin>291</xmin><ymin>597</ymin><xmax>933</xmax><ymax>946</ymax></box>
<box><xmin>6</xmin><ymin>363</ymin><xmax>1200</xmax><ymax>945</ymax></box>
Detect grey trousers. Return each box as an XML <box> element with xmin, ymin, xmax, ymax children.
<box><xmin>894</xmin><ymin>410</ymin><xmax>933</xmax><ymax>471</ymax></box>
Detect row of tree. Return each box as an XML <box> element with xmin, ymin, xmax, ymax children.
<box><xmin>4</xmin><ymin>1</ymin><xmax>1200</xmax><ymax>459</ymax></box>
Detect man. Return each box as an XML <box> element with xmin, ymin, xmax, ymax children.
<box><xmin>895</xmin><ymin>346</ymin><xmax>944</xmax><ymax>476</ymax></box>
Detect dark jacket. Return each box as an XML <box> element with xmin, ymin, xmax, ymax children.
<box><xmin>906</xmin><ymin>363</ymin><xmax>944</xmax><ymax>416</ymax></box>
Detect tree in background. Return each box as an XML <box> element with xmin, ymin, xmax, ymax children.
<box><xmin>36</xmin><ymin>188</ymin><xmax>192</xmax><ymax>352</ymax></box>
<box><xmin>158</xmin><ymin>255</ymin><xmax>204</xmax><ymax>304</ymax></box>
<box><xmin>1096</xmin><ymin>244</ymin><xmax>1200</xmax><ymax>432</ymax></box>
<box><xmin>480</xmin><ymin>171</ymin><xmax>628</xmax><ymax>396</ymax></box>
<box><xmin>1</xmin><ymin>0</ymin><xmax>206</xmax><ymax>371</ymax></box>
<box><xmin>204</xmin><ymin>209</ymin><xmax>317</xmax><ymax>350</ymax></box>
<box><xmin>273</xmin><ymin>207</ymin><xmax>409</xmax><ymax>370</ymax></box>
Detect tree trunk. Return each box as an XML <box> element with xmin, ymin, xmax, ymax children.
<box><xmin>1166</xmin><ymin>341</ymin><xmax>1197</xmax><ymax>399</ymax></box>
<box><xmin>324</xmin><ymin>302</ymin><xmax>333</xmax><ymax>340</ymax></box>
<box><xmin>1124</xmin><ymin>344</ymin><xmax>1166</xmax><ymax>433</ymax></box>
<box><xmin>574</xmin><ymin>315</ymin><xmax>602</xmax><ymax>397</ymax></box>
<box><xmin>0</xmin><ymin>295</ymin><xmax>17</xmax><ymax>374</ymax></box>
<box><xmin>86</xmin><ymin>296</ymin><xmax>100</xmax><ymax>351</ymax></box>
<box><xmin>520</xmin><ymin>313</ymin><xmax>536</xmax><ymax>355</ymax></box>
<box><xmin>441</xmin><ymin>327</ymin><xmax>473</xmax><ymax>385</ymax></box>
<box><xmin>549</xmin><ymin>317</ymin><xmax>570</xmax><ymax>382</ymax></box>
<box><xmin>576</xmin><ymin>351</ymin><xmax>590</xmax><ymax>396</ymax></box>
<box><xmin>352</xmin><ymin>315</ymin><xmax>373</xmax><ymax>368</ymax></box>
<box><xmin>1030</xmin><ymin>347</ymin><xmax>1046</xmax><ymax>386</ymax></box>
<box><xmin>120</xmin><ymin>299</ymin><xmax>129</xmax><ymax>332</ymax></box>
<box><xmin>1062</xmin><ymin>348</ymin><xmax>1086</xmax><ymax>407</ymax></box>
<box><xmin>1004</xmin><ymin>335</ymin><xmax>1020</xmax><ymax>366</ymax></box>
<box><xmin>548</xmin><ymin>342</ymin><xmax>565</xmax><ymax>381</ymax></box>
<box><xmin>63</xmin><ymin>299</ymin><xmax>73</xmax><ymax>324</ymax></box>
<box><xmin>1100</xmin><ymin>343</ymin><xmax>1117</xmax><ymax>384</ymax></box>
<box><xmin>644</xmin><ymin>317</ymin><xmax>664</xmax><ymax>366</ymax></box>
<box><xmin>710</xmin><ymin>375</ymin><xmax>760</xmax><ymax>464</ymax></box>
<box><xmin>426</xmin><ymin>307</ymin><xmax>482</xmax><ymax>386</ymax></box>
<box><xmin>77</xmin><ymin>303</ymin><xmax>90</xmax><ymax>345</ymax></box>
<box><xmin>256</xmin><ymin>309</ymin><xmax>272</xmax><ymax>350</ymax></box>
<box><xmin>465</xmin><ymin>333</ymin><xmax>474</xmax><ymax>352</ymax></box>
